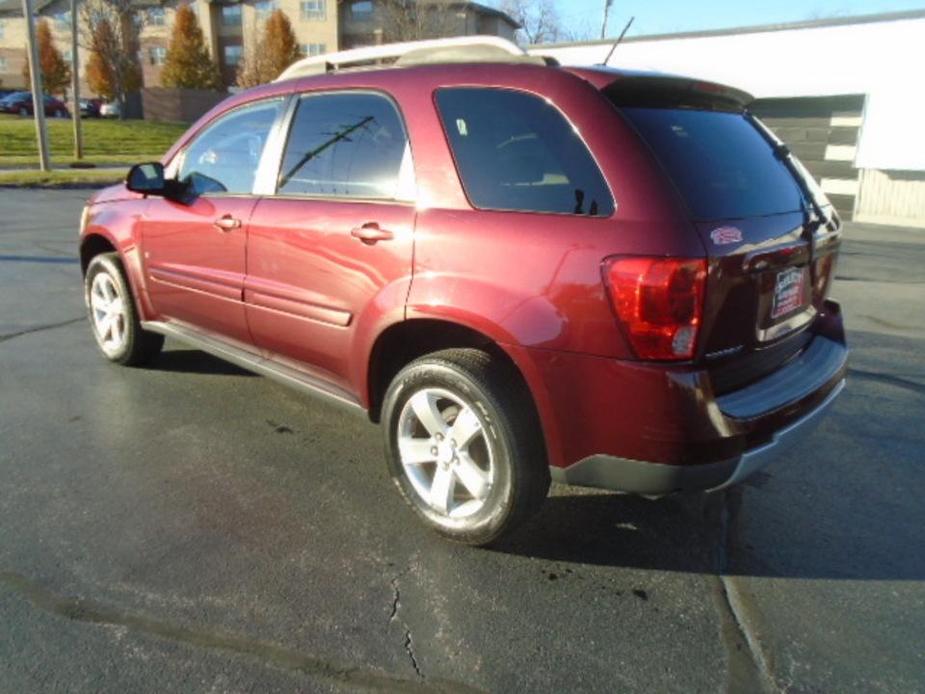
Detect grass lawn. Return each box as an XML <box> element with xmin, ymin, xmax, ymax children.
<box><xmin>0</xmin><ymin>113</ymin><xmax>188</xmax><ymax>167</ymax></box>
<box><xmin>0</xmin><ymin>167</ymin><xmax>128</xmax><ymax>187</ymax></box>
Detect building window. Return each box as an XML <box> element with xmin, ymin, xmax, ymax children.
<box><xmin>300</xmin><ymin>0</ymin><xmax>325</xmax><ymax>21</ymax></box>
<box><xmin>63</xmin><ymin>48</ymin><xmax>73</xmax><ymax>64</ymax></box>
<box><xmin>224</xmin><ymin>44</ymin><xmax>243</xmax><ymax>66</ymax></box>
<box><xmin>255</xmin><ymin>0</ymin><xmax>278</xmax><ymax>18</ymax></box>
<box><xmin>0</xmin><ymin>20</ymin><xmax>5</xmax><ymax>40</ymax></box>
<box><xmin>0</xmin><ymin>57</ymin><xmax>7</xmax><ymax>72</ymax></box>
<box><xmin>221</xmin><ymin>4</ymin><xmax>242</xmax><ymax>27</ymax></box>
<box><xmin>349</xmin><ymin>1</ymin><xmax>373</xmax><ymax>19</ymax></box>
<box><xmin>149</xmin><ymin>46</ymin><xmax>167</xmax><ymax>66</ymax></box>
<box><xmin>147</xmin><ymin>7</ymin><xmax>166</xmax><ymax>26</ymax></box>
<box><xmin>300</xmin><ymin>43</ymin><xmax>326</xmax><ymax>56</ymax></box>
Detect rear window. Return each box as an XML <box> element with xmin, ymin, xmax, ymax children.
<box><xmin>436</xmin><ymin>88</ymin><xmax>614</xmax><ymax>217</ymax></box>
<box><xmin>619</xmin><ymin>107</ymin><xmax>803</xmax><ymax>220</ymax></box>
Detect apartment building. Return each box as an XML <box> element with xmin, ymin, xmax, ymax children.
<box><xmin>0</xmin><ymin>0</ymin><xmax>517</xmax><ymax>92</ymax></box>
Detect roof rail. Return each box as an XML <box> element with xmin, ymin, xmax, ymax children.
<box><xmin>274</xmin><ymin>36</ymin><xmax>548</xmax><ymax>82</ymax></box>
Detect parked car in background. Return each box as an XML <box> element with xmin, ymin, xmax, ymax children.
<box><xmin>99</xmin><ymin>101</ymin><xmax>120</xmax><ymax>118</ymax></box>
<box><xmin>78</xmin><ymin>37</ymin><xmax>847</xmax><ymax>546</ymax></box>
<box><xmin>80</xmin><ymin>98</ymin><xmax>103</xmax><ymax>118</ymax></box>
<box><xmin>0</xmin><ymin>91</ymin><xmax>70</xmax><ymax>118</ymax></box>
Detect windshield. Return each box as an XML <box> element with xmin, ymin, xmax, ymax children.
<box><xmin>619</xmin><ymin>107</ymin><xmax>804</xmax><ymax>221</ymax></box>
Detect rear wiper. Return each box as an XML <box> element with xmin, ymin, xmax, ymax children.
<box><xmin>744</xmin><ymin>111</ymin><xmax>831</xmax><ymax>230</ymax></box>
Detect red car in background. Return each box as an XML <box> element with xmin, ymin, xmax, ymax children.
<box><xmin>0</xmin><ymin>91</ymin><xmax>70</xmax><ymax>117</ymax></box>
<box><xmin>77</xmin><ymin>38</ymin><xmax>847</xmax><ymax>545</ymax></box>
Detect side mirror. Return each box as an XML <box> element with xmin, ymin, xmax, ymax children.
<box><xmin>126</xmin><ymin>162</ymin><xmax>166</xmax><ymax>196</ymax></box>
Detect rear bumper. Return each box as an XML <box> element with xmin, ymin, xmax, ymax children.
<box><xmin>550</xmin><ymin>378</ymin><xmax>844</xmax><ymax>495</ymax></box>
<box><xmin>533</xmin><ymin>299</ymin><xmax>848</xmax><ymax>495</ymax></box>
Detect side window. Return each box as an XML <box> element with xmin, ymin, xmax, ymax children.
<box><xmin>435</xmin><ymin>88</ymin><xmax>614</xmax><ymax>216</ymax></box>
<box><xmin>179</xmin><ymin>99</ymin><xmax>283</xmax><ymax>196</ymax></box>
<box><xmin>277</xmin><ymin>92</ymin><xmax>408</xmax><ymax>200</ymax></box>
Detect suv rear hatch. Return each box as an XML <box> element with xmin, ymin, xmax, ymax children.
<box><xmin>604</xmin><ymin>76</ymin><xmax>841</xmax><ymax>394</ymax></box>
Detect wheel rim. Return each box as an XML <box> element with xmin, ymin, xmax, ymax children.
<box><xmin>89</xmin><ymin>271</ymin><xmax>127</xmax><ymax>355</ymax></box>
<box><xmin>397</xmin><ymin>387</ymin><xmax>494</xmax><ymax>520</ymax></box>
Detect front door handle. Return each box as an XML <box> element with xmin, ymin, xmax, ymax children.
<box><xmin>350</xmin><ymin>223</ymin><xmax>394</xmax><ymax>245</ymax></box>
<box><xmin>213</xmin><ymin>215</ymin><xmax>242</xmax><ymax>232</ymax></box>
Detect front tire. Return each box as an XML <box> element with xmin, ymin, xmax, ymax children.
<box><xmin>381</xmin><ymin>348</ymin><xmax>549</xmax><ymax>546</ymax></box>
<box><xmin>84</xmin><ymin>253</ymin><xmax>164</xmax><ymax>366</ymax></box>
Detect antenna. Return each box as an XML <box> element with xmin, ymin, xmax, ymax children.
<box><xmin>601</xmin><ymin>16</ymin><xmax>635</xmax><ymax>66</ymax></box>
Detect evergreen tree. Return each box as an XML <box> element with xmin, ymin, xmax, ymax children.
<box><xmin>161</xmin><ymin>5</ymin><xmax>223</xmax><ymax>90</ymax></box>
<box><xmin>237</xmin><ymin>9</ymin><xmax>300</xmax><ymax>88</ymax></box>
<box><xmin>85</xmin><ymin>18</ymin><xmax>116</xmax><ymax>100</ymax></box>
<box><xmin>23</xmin><ymin>18</ymin><xmax>71</xmax><ymax>96</ymax></box>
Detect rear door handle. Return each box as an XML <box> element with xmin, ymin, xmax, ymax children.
<box><xmin>213</xmin><ymin>215</ymin><xmax>242</xmax><ymax>232</ymax></box>
<box><xmin>350</xmin><ymin>223</ymin><xmax>394</xmax><ymax>245</ymax></box>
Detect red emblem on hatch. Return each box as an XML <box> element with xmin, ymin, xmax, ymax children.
<box><xmin>710</xmin><ymin>226</ymin><xmax>743</xmax><ymax>245</ymax></box>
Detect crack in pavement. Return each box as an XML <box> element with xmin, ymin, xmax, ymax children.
<box><xmin>0</xmin><ymin>570</ymin><xmax>478</xmax><ymax>693</ymax></box>
<box><xmin>0</xmin><ymin>317</ymin><xmax>84</xmax><ymax>344</ymax></box>
<box><xmin>711</xmin><ymin>492</ymin><xmax>779</xmax><ymax>694</ymax></box>
<box><xmin>388</xmin><ymin>569</ymin><xmax>424</xmax><ymax>680</ymax></box>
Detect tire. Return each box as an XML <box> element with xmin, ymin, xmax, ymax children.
<box><xmin>381</xmin><ymin>348</ymin><xmax>549</xmax><ymax>546</ymax></box>
<box><xmin>84</xmin><ymin>253</ymin><xmax>164</xmax><ymax>366</ymax></box>
<box><xmin>18</xmin><ymin>107</ymin><xmax>28</xmax><ymax>117</ymax></box>
<box><xmin>55</xmin><ymin>109</ymin><xmax>65</xmax><ymax>118</ymax></box>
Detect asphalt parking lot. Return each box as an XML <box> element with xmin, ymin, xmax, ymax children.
<box><xmin>1</xmin><ymin>188</ymin><xmax>923</xmax><ymax>693</ymax></box>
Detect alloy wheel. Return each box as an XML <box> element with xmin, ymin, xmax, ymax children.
<box><xmin>89</xmin><ymin>271</ymin><xmax>127</xmax><ymax>356</ymax></box>
<box><xmin>396</xmin><ymin>387</ymin><xmax>494</xmax><ymax>519</ymax></box>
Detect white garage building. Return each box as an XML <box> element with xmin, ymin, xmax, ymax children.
<box><xmin>532</xmin><ymin>10</ymin><xmax>925</xmax><ymax>227</ymax></box>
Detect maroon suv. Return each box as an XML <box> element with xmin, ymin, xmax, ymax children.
<box><xmin>78</xmin><ymin>40</ymin><xmax>847</xmax><ymax>545</ymax></box>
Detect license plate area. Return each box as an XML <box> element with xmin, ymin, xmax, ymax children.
<box><xmin>771</xmin><ymin>266</ymin><xmax>807</xmax><ymax>319</ymax></box>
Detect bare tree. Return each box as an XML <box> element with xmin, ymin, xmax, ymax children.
<box><xmin>79</xmin><ymin>0</ymin><xmax>143</xmax><ymax>118</ymax></box>
<box><xmin>499</xmin><ymin>0</ymin><xmax>568</xmax><ymax>45</ymax></box>
<box><xmin>377</xmin><ymin>0</ymin><xmax>460</xmax><ymax>43</ymax></box>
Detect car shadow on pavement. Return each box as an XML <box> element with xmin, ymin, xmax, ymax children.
<box><xmin>493</xmin><ymin>485</ymin><xmax>925</xmax><ymax>581</ymax></box>
<box><xmin>149</xmin><ymin>349</ymin><xmax>256</xmax><ymax>377</ymax></box>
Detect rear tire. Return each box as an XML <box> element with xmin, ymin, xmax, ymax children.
<box><xmin>381</xmin><ymin>348</ymin><xmax>549</xmax><ymax>546</ymax></box>
<box><xmin>84</xmin><ymin>253</ymin><xmax>164</xmax><ymax>366</ymax></box>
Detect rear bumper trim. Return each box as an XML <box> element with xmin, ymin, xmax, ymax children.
<box><xmin>708</xmin><ymin>378</ymin><xmax>844</xmax><ymax>491</ymax></box>
<box><xmin>550</xmin><ymin>378</ymin><xmax>845</xmax><ymax>496</ymax></box>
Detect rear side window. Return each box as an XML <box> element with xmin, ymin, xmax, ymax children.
<box><xmin>277</xmin><ymin>92</ymin><xmax>408</xmax><ymax>199</ymax></box>
<box><xmin>619</xmin><ymin>107</ymin><xmax>803</xmax><ymax>220</ymax></box>
<box><xmin>436</xmin><ymin>88</ymin><xmax>613</xmax><ymax>217</ymax></box>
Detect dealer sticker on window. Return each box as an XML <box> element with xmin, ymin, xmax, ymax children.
<box><xmin>771</xmin><ymin>266</ymin><xmax>807</xmax><ymax>320</ymax></box>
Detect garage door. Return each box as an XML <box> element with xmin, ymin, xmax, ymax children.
<box><xmin>751</xmin><ymin>95</ymin><xmax>865</xmax><ymax>220</ymax></box>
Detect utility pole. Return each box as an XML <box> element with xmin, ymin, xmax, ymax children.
<box><xmin>70</xmin><ymin>0</ymin><xmax>83</xmax><ymax>159</ymax></box>
<box><xmin>22</xmin><ymin>0</ymin><xmax>51</xmax><ymax>171</ymax></box>
<box><xmin>601</xmin><ymin>0</ymin><xmax>614</xmax><ymax>39</ymax></box>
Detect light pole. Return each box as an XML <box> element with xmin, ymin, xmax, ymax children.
<box><xmin>22</xmin><ymin>0</ymin><xmax>51</xmax><ymax>171</ymax></box>
<box><xmin>70</xmin><ymin>0</ymin><xmax>83</xmax><ymax>159</ymax></box>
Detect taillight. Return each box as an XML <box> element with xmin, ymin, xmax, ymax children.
<box><xmin>812</xmin><ymin>252</ymin><xmax>837</xmax><ymax>303</ymax></box>
<box><xmin>603</xmin><ymin>256</ymin><xmax>708</xmax><ymax>361</ymax></box>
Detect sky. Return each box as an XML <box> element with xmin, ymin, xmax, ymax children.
<box><xmin>534</xmin><ymin>0</ymin><xmax>925</xmax><ymax>39</ymax></box>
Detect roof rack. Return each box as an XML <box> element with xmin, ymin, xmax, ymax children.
<box><xmin>274</xmin><ymin>36</ymin><xmax>549</xmax><ymax>82</ymax></box>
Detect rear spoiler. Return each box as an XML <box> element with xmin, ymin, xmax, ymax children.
<box><xmin>603</xmin><ymin>74</ymin><xmax>753</xmax><ymax>112</ymax></box>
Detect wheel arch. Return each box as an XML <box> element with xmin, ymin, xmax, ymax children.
<box><xmin>79</xmin><ymin>232</ymin><xmax>117</xmax><ymax>275</ymax></box>
<box><xmin>365</xmin><ymin>316</ymin><xmax>557</xmax><ymax>466</ymax></box>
